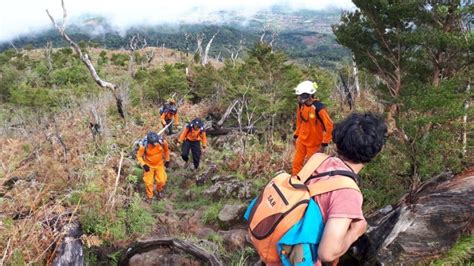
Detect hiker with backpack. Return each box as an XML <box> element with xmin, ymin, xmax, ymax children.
<box><xmin>178</xmin><ymin>118</ymin><xmax>207</xmax><ymax>170</ymax></box>
<box><xmin>245</xmin><ymin>112</ymin><xmax>387</xmax><ymax>265</ymax></box>
<box><xmin>135</xmin><ymin>131</ymin><xmax>171</xmax><ymax>203</ymax></box>
<box><xmin>160</xmin><ymin>99</ymin><xmax>179</xmax><ymax>135</ymax></box>
<box><xmin>292</xmin><ymin>80</ymin><xmax>334</xmax><ymax>175</ymax></box>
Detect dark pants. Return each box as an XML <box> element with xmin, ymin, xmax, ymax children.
<box><xmin>181</xmin><ymin>140</ymin><xmax>201</xmax><ymax>169</ymax></box>
<box><xmin>165</xmin><ymin>119</ymin><xmax>173</xmax><ymax>135</ymax></box>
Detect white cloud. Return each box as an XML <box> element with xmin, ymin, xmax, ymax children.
<box><xmin>0</xmin><ymin>0</ymin><xmax>354</xmax><ymax>42</ymax></box>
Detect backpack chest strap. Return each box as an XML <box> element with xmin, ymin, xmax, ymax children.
<box><xmin>307</xmin><ymin>176</ymin><xmax>360</xmax><ymax>197</ymax></box>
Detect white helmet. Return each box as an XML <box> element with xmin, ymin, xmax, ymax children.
<box><xmin>294</xmin><ymin>80</ymin><xmax>318</xmax><ymax>95</ymax></box>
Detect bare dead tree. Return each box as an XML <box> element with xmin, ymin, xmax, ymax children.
<box><xmin>195</xmin><ymin>33</ymin><xmax>204</xmax><ymax>60</ymax></box>
<box><xmin>216</xmin><ymin>51</ymin><xmax>221</xmax><ymax>62</ymax></box>
<box><xmin>462</xmin><ymin>82</ymin><xmax>470</xmax><ymax>157</ymax></box>
<box><xmin>231</xmin><ymin>89</ymin><xmax>265</xmax><ymax>154</ymax></box>
<box><xmin>46</xmin><ymin>0</ymin><xmax>125</xmax><ymax>118</ymax></box>
<box><xmin>184</xmin><ymin>32</ymin><xmax>191</xmax><ymax>57</ymax></box>
<box><xmin>352</xmin><ymin>54</ymin><xmax>360</xmax><ymax>98</ymax></box>
<box><xmin>128</xmin><ymin>34</ymin><xmax>147</xmax><ymax>77</ymax></box>
<box><xmin>44</xmin><ymin>41</ymin><xmax>53</xmax><ymax>72</ymax></box>
<box><xmin>217</xmin><ymin>99</ymin><xmax>239</xmax><ymax>127</ymax></box>
<box><xmin>89</xmin><ymin>106</ymin><xmax>103</xmax><ymax>142</ymax></box>
<box><xmin>269</xmin><ymin>31</ymin><xmax>278</xmax><ymax>52</ymax></box>
<box><xmin>337</xmin><ymin>72</ymin><xmax>353</xmax><ymax>110</ymax></box>
<box><xmin>143</xmin><ymin>47</ymin><xmax>155</xmax><ymax>67</ymax></box>
<box><xmin>9</xmin><ymin>41</ymin><xmax>19</xmax><ymax>53</ymax></box>
<box><xmin>46</xmin><ymin>118</ymin><xmax>68</xmax><ymax>162</ymax></box>
<box><xmin>202</xmin><ymin>31</ymin><xmax>218</xmax><ymax>65</ymax></box>
<box><xmin>260</xmin><ymin>25</ymin><xmax>268</xmax><ymax>43</ymax></box>
<box><xmin>229</xmin><ymin>38</ymin><xmax>244</xmax><ymax>68</ymax></box>
<box><xmin>460</xmin><ymin>9</ymin><xmax>471</xmax><ymax>158</ymax></box>
<box><xmin>161</xmin><ymin>42</ymin><xmax>165</xmax><ymax>64</ymax></box>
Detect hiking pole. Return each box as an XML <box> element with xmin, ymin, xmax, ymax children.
<box><xmin>157</xmin><ymin>120</ymin><xmax>174</xmax><ymax>136</ymax></box>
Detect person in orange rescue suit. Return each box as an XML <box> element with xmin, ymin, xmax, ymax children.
<box><xmin>160</xmin><ymin>99</ymin><xmax>179</xmax><ymax>135</ymax></box>
<box><xmin>136</xmin><ymin>131</ymin><xmax>170</xmax><ymax>202</ymax></box>
<box><xmin>178</xmin><ymin>118</ymin><xmax>207</xmax><ymax>170</ymax></box>
<box><xmin>292</xmin><ymin>80</ymin><xmax>334</xmax><ymax>175</ymax></box>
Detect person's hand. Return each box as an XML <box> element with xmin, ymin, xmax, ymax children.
<box><xmin>142</xmin><ymin>164</ymin><xmax>150</xmax><ymax>172</ymax></box>
<box><xmin>202</xmin><ymin>145</ymin><xmax>207</xmax><ymax>150</ymax></box>
<box><xmin>293</xmin><ymin>135</ymin><xmax>298</xmax><ymax>144</ymax></box>
<box><xmin>164</xmin><ymin>161</ymin><xmax>170</xmax><ymax>168</ymax></box>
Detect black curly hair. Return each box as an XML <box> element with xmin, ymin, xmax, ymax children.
<box><xmin>333</xmin><ymin>113</ymin><xmax>387</xmax><ymax>164</ymax></box>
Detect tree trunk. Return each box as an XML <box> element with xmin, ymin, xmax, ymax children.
<box><xmin>348</xmin><ymin>168</ymin><xmax>474</xmax><ymax>265</ymax></box>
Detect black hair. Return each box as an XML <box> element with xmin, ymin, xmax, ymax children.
<box><xmin>333</xmin><ymin>112</ymin><xmax>387</xmax><ymax>164</ymax></box>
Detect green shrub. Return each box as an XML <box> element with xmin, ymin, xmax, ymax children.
<box><xmin>49</xmin><ymin>64</ymin><xmax>90</xmax><ymax>85</ymax></box>
<box><xmin>151</xmin><ymin>200</ymin><xmax>167</xmax><ymax>213</ymax></box>
<box><xmin>201</xmin><ymin>201</ymin><xmax>223</xmax><ymax>225</ymax></box>
<box><xmin>126</xmin><ymin>194</ymin><xmax>154</xmax><ymax>234</ymax></box>
<box><xmin>431</xmin><ymin>235</ymin><xmax>474</xmax><ymax>265</ymax></box>
<box><xmin>81</xmin><ymin>207</ymin><xmax>109</xmax><ymax>235</ymax></box>
<box><xmin>111</xmin><ymin>53</ymin><xmax>129</xmax><ymax>66</ymax></box>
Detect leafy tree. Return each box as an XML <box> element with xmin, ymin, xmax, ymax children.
<box><xmin>0</xmin><ymin>66</ymin><xmax>19</xmax><ymax>102</ymax></box>
<box><xmin>333</xmin><ymin>0</ymin><xmax>423</xmax><ymax>98</ymax></box>
<box><xmin>333</xmin><ymin>0</ymin><xmax>472</xmax><ymax>181</ymax></box>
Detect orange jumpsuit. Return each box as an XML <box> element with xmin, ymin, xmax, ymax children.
<box><xmin>292</xmin><ymin>102</ymin><xmax>333</xmax><ymax>175</ymax></box>
<box><xmin>136</xmin><ymin>141</ymin><xmax>170</xmax><ymax>199</ymax></box>
<box><xmin>178</xmin><ymin>127</ymin><xmax>207</xmax><ymax>145</ymax></box>
<box><xmin>179</xmin><ymin>126</ymin><xmax>207</xmax><ymax>169</ymax></box>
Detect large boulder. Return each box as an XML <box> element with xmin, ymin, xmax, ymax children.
<box><xmin>218</xmin><ymin>229</ymin><xmax>249</xmax><ymax>251</ymax></box>
<box><xmin>218</xmin><ymin>204</ymin><xmax>247</xmax><ymax>225</ymax></box>
<box><xmin>203</xmin><ymin>177</ymin><xmax>252</xmax><ymax>200</ymax></box>
<box><xmin>351</xmin><ymin>168</ymin><xmax>474</xmax><ymax>264</ymax></box>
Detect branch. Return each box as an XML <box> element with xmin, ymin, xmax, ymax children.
<box><xmin>217</xmin><ymin>100</ymin><xmax>239</xmax><ymax>127</ymax></box>
<box><xmin>108</xmin><ymin>152</ymin><xmax>124</xmax><ymax>208</ymax></box>
<box><xmin>46</xmin><ymin>1</ymin><xmax>116</xmax><ymax>91</ymax></box>
<box><xmin>46</xmin><ymin>0</ymin><xmax>124</xmax><ymax>118</ymax></box>
<box><xmin>117</xmin><ymin>238</ymin><xmax>223</xmax><ymax>266</ymax></box>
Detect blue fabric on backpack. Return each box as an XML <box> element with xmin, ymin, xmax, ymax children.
<box><xmin>244</xmin><ymin>198</ymin><xmax>257</xmax><ymax>221</ymax></box>
<box><xmin>277</xmin><ymin>199</ymin><xmax>325</xmax><ymax>266</ymax></box>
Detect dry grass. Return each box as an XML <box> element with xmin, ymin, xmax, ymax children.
<box><xmin>0</xmin><ymin>89</ymin><xmax>230</xmax><ymax>264</ymax></box>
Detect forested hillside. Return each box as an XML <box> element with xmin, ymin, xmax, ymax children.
<box><xmin>0</xmin><ymin>9</ymin><xmax>350</xmax><ymax>69</ymax></box>
<box><xmin>0</xmin><ymin>1</ymin><xmax>472</xmax><ymax>265</ymax></box>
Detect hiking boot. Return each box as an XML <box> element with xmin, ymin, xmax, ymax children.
<box><xmin>144</xmin><ymin>197</ymin><xmax>153</xmax><ymax>204</ymax></box>
<box><xmin>155</xmin><ymin>191</ymin><xmax>165</xmax><ymax>200</ymax></box>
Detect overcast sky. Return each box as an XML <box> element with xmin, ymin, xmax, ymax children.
<box><xmin>0</xmin><ymin>0</ymin><xmax>354</xmax><ymax>42</ymax></box>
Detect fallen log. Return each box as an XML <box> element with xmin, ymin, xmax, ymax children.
<box><xmin>117</xmin><ymin>237</ymin><xmax>223</xmax><ymax>266</ymax></box>
<box><xmin>349</xmin><ymin>168</ymin><xmax>474</xmax><ymax>264</ymax></box>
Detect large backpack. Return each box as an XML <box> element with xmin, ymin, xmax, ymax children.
<box><xmin>131</xmin><ymin>136</ymin><xmax>163</xmax><ymax>159</ymax></box>
<box><xmin>159</xmin><ymin>103</ymin><xmax>170</xmax><ymax>115</ymax></box>
<box><xmin>244</xmin><ymin>153</ymin><xmax>360</xmax><ymax>265</ymax></box>
<box><xmin>186</xmin><ymin>118</ymin><xmax>205</xmax><ymax>137</ymax></box>
<box><xmin>298</xmin><ymin>101</ymin><xmax>326</xmax><ymax>130</ymax></box>
<box><xmin>160</xmin><ymin>103</ymin><xmax>177</xmax><ymax>116</ymax></box>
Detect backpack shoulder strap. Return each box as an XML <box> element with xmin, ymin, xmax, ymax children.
<box><xmin>312</xmin><ymin>101</ymin><xmax>326</xmax><ymax>129</ymax></box>
<box><xmin>142</xmin><ymin>139</ymin><xmax>148</xmax><ymax>160</ymax></box>
<box><xmin>307</xmin><ymin>176</ymin><xmax>360</xmax><ymax>197</ymax></box>
<box><xmin>296</xmin><ymin>153</ymin><xmax>330</xmax><ymax>182</ymax></box>
<box><xmin>313</xmin><ymin>101</ymin><xmax>325</xmax><ymax>112</ymax></box>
